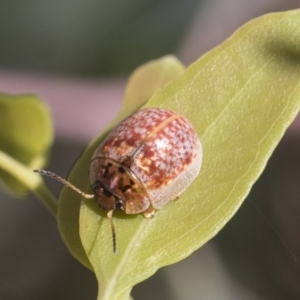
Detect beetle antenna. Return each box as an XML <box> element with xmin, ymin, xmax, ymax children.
<box><xmin>34</xmin><ymin>169</ymin><xmax>94</xmax><ymax>199</ymax></box>
<box><xmin>107</xmin><ymin>210</ymin><xmax>116</xmax><ymax>253</ymax></box>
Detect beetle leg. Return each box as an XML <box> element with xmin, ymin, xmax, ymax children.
<box><xmin>143</xmin><ymin>206</ymin><xmax>155</xmax><ymax>218</ymax></box>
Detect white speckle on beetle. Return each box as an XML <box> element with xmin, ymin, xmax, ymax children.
<box><xmin>90</xmin><ymin>108</ymin><xmax>202</xmax><ymax>216</ymax></box>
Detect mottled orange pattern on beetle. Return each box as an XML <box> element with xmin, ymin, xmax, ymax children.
<box><xmin>94</xmin><ymin>108</ymin><xmax>200</xmax><ymax>189</ymax></box>
<box><xmin>100</xmin><ymin>109</ymin><xmax>174</xmax><ymax>160</ymax></box>
<box><xmin>134</xmin><ymin>115</ymin><xmax>199</xmax><ymax>190</ymax></box>
<box><xmin>90</xmin><ymin>108</ymin><xmax>202</xmax><ymax>215</ymax></box>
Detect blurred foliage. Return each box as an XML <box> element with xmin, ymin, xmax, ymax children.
<box><xmin>0</xmin><ymin>94</ymin><xmax>53</xmax><ymax>196</ymax></box>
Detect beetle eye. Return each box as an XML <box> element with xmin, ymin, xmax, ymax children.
<box><xmin>92</xmin><ymin>181</ymin><xmax>102</xmax><ymax>192</ymax></box>
<box><xmin>115</xmin><ymin>200</ymin><xmax>125</xmax><ymax>211</ymax></box>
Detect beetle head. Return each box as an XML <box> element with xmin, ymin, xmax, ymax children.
<box><xmin>92</xmin><ymin>180</ymin><xmax>125</xmax><ymax>212</ymax></box>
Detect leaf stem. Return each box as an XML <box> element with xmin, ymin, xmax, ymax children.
<box><xmin>97</xmin><ymin>286</ymin><xmax>133</xmax><ymax>300</ymax></box>
<box><xmin>0</xmin><ymin>150</ymin><xmax>58</xmax><ymax>216</ymax></box>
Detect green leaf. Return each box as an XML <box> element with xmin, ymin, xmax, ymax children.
<box><xmin>0</xmin><ymin>94</ymin><xmax>51</xmax><ymax>193</ymax></box>
<box><xmin>79</xmin><ymin>11</ymin><xmax>300</xmax><ymax>299</ymax></box>
<box><xmin>0</xmin><ymin>93</ymin><xmax>56</xmax><ymax>214</ymax></box>
<box><xmin>57</xmin><ymin>56</ymin><xmax>185</xmax><ymax>270</ymax></box>
<box><xmin>118</xmin><ymin>55</ymin><xmax>185</xmax><ymax>123</ymax></box>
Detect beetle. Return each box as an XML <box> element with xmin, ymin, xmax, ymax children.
<box><xmin>35</xmin><ymin>108</ymin><xmax>202</xmax><ymax>252</ymax></box>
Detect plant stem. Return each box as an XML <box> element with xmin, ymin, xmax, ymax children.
<box><xmin>0</xmin><ymin>150</ymin><xmax>58</xmax><ymax>216</ymax></box>
<box><xmin>97</xmin><ymin>284</ymin><xmax>133</xmax><ymax>300</ymax></box>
